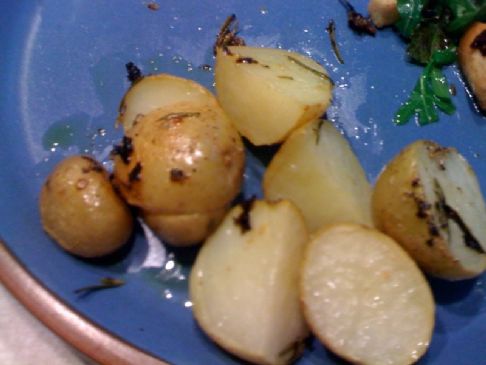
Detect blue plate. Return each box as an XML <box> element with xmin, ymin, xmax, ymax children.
<box><xmin>1</xmin><ymin>1</ymin><xmax>485</xmax><ymax>364</ymax></box>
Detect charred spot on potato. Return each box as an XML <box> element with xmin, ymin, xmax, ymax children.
<box><xmin>411</xmin><ymin>178</ymin><xmax>421</xmax><ymax>188</ymax></box>
<box><xmin>234</xmin><ymin>197</ymin><xmax>256</xmax><ymax>234</ymax></box>
<box><xmin>126</xmin><ymin>62</ymin><xmax>143</xmax><ymax>84</ymax></box>
<box><xmin>433</xmin><ymin>180</ymin><xmax>450</xmax><ymax>232</ymax></box>
<box><xmin>214</xmin><ymin>14</ymin><xmax>246</xmax><ymax>56</ymax></box>
<box><xmin>111</xmin><ymin>136</ymin><xmax>134</xmax><ymax>164</ymax></box>
<box><xmin>443</xmin><ymin>202</ymin><xmax>485</xmax><ymax>254</ymax></box>
<box><xmin>129</xmin><ymin>162</ymin><xmax>142</xmax><ymax>183</ymax></box>
<box><xmin>170</xmin><ymin>168</ymin><xmax>188</xmax><ymax>183</ymax></box>
<box><xmin>313</xmin><ymin>119</ymin><xmax>325</xmax><ymax>144</ymax></box>
<box><xmin>428</xmin><ymin>222</ymin><xmax>440</xmax><ymax>237</ymax></box>
<box><xmin>236</xmin><ymin>57</ymin><xmax>258</xmax><ymax>64</ymax></box>
<box><xmin>80</xmin><ymin>157</ymin><xmax>104</xmax><ymax>173</ymax></box>
<box><xmin>416</xmin><ymin>199</ymin><xmax>432</xmax><ymax>219</ymax></box>
<box><xmin>133</xmin><ymin>113</ymin><xmax>145</xmax><ymax>127</ymax></box>
<box><xmin>278</xmin><ymin>75</ymin><xmax>294</xmax><ymax>80</ymax></box>
<box><xmin>425</xmin><ymin>142</ymin><xmax>450</xmax><ymax>156</ymax></box>
<box><xmin>471</xmin><ymin>30</ymin><xmax>486</xmax><ymax>56</ymax></box>
<box><xmin>425</xmin><ymin>143</ymin><xmax>451</xmax><ymax>170</ymax></box>
<box><xmin>434</xmin><ymin>179</ymin><xmax>485</xmax><ymax>254</ymax></box>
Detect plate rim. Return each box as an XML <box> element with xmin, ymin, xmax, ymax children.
<box><xmin>0</xmin><ymin>240</ymin><xmax>169</xmax><ymax>365</ymax></box>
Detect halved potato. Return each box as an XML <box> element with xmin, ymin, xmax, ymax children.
<box><xmin>372</xmin><ymin>140</ymin><xmax>486</xmax><ymax>280</ymax></box>
<box><xmin>215</xmin><ymin>46</ymin><xmax>333</xmax><ymax>145</ymax></box>
<box><xmin>301</xmin><ymin>224</ymin><xmax>434</xmax><ymax>365</ymax></box>
<box><xmin>117</xmin><ymin>73</ymin><xmax>218</xmax><ymax>131</ymax></box>
<box><xmin>263</xmin><ymin>120</ymin><xmax>373</xmax><ymax>232</ymax></box>
<box><xmin>190</xmin><ymin>199</ymin><xmax>309</xmax><ymax>365</ymax></box>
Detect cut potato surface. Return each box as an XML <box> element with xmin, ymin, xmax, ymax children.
<box><xmin>301</xmin><ymin>224</ymin><xmax>434</xmax><ymax>365</ymax></box>
<box><xmin>215</xmin><ymin>46</ymin><xmax>333</xmax><ymax>145</ymax></box>
<box><xmin>190</xmin><ymin>200</ymin><xmax>309</xmax><ymax>365</ymax></box>
<box><xmin>263</xmin><ymin>120</ymin><xmax>373</xmax><ymax>232</ymax></box>
<box><xmin>373</xmin><ymin>140</ymin><xmax>486</xmax><ymax>279</ymax></box>
<box><xmin>117</xmin><ymin>73</ymin><xmax>218</xmax><ymax>131</ymax></box>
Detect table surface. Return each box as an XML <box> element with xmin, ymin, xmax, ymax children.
<box><xmin>0</xmin><ymin>282</ymin><xmax>96</xmax><ymax>365</ymax></box>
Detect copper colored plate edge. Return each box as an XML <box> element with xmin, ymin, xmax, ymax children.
<box><xmin>0</xmin><ymin>240</ymin><xmax>169</xmax><ymax>365</ymax></box>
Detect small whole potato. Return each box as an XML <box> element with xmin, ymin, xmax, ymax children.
<box><xmin>39</xmin><ymin>155</ymin><xmax>133</xmax><ymax>258</ymax></box>
<box><xmin>112</xmin><ymin>101</ymin><xmax>245</xmax><ymax>246</ymax></box>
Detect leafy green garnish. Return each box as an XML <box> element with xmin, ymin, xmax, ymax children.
<box><xmin>394</xmin><ymin>48</ymin><xmax>456</xmax><ymax>125</ymax></box>
<box><xmin>396</xmin><ymin>0</ymin><xmax>427</xmax><ymax>38</ymax></box>
<box><xmin>407</xmin><ymin>21</ymin><xmax>450</xmax><ymax>64</ymax></box>
<box><xmin>393</xmin><ymin>0</ymin><xmax>485</xmax><ymax>125</ymax></box>
<box><xmin>404</xmin><ymin>0</ymin><xmax>455</xmax><ymax>64</ymax></box>
<box><xmin>444</xmin><ymin>0</ymin><xmax>486</xmax><ymax>34</ymax></box>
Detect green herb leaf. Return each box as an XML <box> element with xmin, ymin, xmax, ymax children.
<box><xmin>396</xmin><ymin>0</ymin><xmax>428</xmax><ymax>38</ymax></box>
<box><xmin>444</xmin><ymin>0</ymin><xmax>486</xmax><ymax>34</ymax></box>
<box><xmin>407</xmin><ymin>21</ymin><xmax>449</xmax><ymax>64</ymax></box>
<box><xmin>431</xmin><ymin>47</ymin><xmax>457</xmax><ymax>65</ymax></box>
<box><xmin>429</xmin><ymin>66</ymin><xmax>451</xmax><ymax>98</ymax></box>
<box><xmin>394</xmin><ymin>50</ymin><xmax>456</xmax><ymax>126</ymax></box>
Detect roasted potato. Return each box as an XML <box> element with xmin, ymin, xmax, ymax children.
<box><xmin>117</xmin><ymin>73</ymin><xmax>218</xmax><ymax>131</ymax></box>
<box><xmin>458</xmin><ymin>22</ymin><xmax>486</xmax><ymax>112</ymax></box>
<box><xmin>368</xmin><ymin>0</ymin><xmax>399</xmax><ymax>28</ymax></box>
<box><xmin>301</xmin><ymin>224</ymin><xmax>434</xmax><ymax>365</ymax></box>
<box><xmin>112</xmin><ymin>101</ymin><xmax>245</xmax><ymax>246</ymax></box>
<box><xmin>215</xmin><ymin>46</ymin><xmax>333</xmax><ymax>145</ymax></box>
<box><xmin>141</xmin><ymin>208</ymin><xmax>226</xmax><ymax>247</ymax></box>
<box><xmin>39</xmin><ymin>155</ymin><xmax>133</xmax><ymax>258</ymax></box>
<box><xmin>372</xmin><ymin>140</ymin><xmax>486</xmax><ymax>280</ymax></box>
<box><xmin>263</xmin><ymin>120</ymin><xmax>373</xmax><ymax>232</ymax></box>
<box><xmin>190</xmin><ymin>199</ymin><xmax>309</xmax><ymax>365</ymax></box>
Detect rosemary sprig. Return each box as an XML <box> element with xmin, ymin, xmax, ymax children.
<box><xmin>287</xmin><ymin>56</ymin><xmax>334</xmax><ymax>84</ymax></box>
<box><xmin>74</xmin><ymin>277</ymin><xmax>125</xmax><ymax>297</ymax></box>
<box><xmin>326</xmin><ymin>20</ymin><xmax>345</xmax><ymax>64</ymax></box>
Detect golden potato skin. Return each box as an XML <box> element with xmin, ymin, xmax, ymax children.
<box><xmin>458</xmin><ymin>22</ymin><xmax>486</xmax><ymax>111</ymax></box>
<box><xmin>372</xmin><ymin>141</ymin><xmax>482</xmax><ymax>279</ymax></box>
<box><xmin>113</xmin><ymin>101</ymin><xmax>245</xmax><ymax>245</ymax></box>
<box><xmin>142</xmin><ymin>208</ymin><xmax>226</xmax><ymax>247</ymax></box>
<box><xmin>39</xmin><ymin>155</ymin><xmax>133</xmax><ymax>258</ymax></box>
